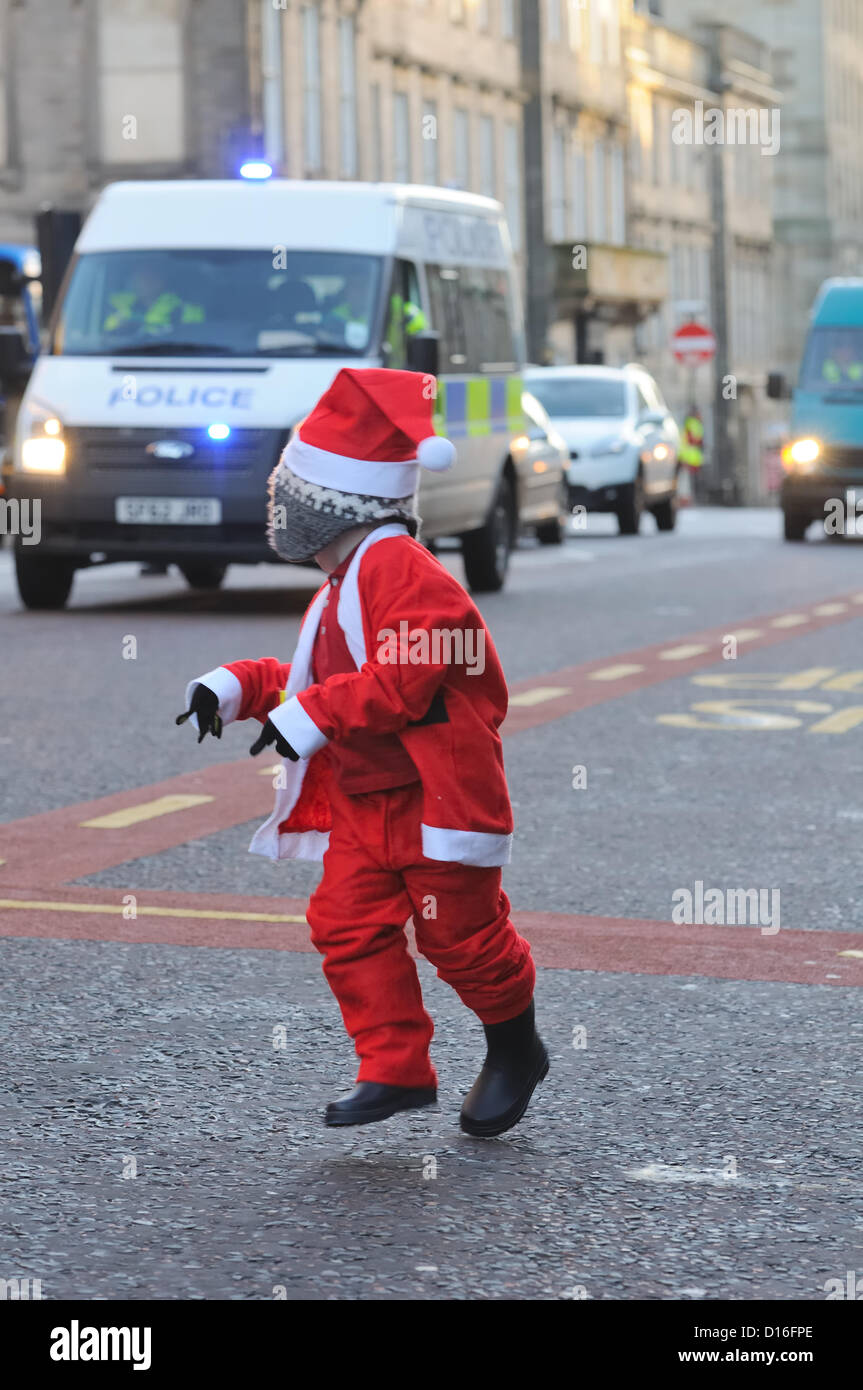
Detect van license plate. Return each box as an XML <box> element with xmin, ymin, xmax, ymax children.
<box><xmin>115</xmin><ymin>497</ymin><xmax>222</xmax><ymax>525</ymax></box>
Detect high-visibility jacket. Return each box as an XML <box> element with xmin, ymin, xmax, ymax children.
<box><xmin>822</xmin><ymin>357</ymin><xmax>863</xmax><ymax>383</ymax></box>
<box><xmin>679</xmin><ymin>413</ymin><xmax>704</xmax><ymax>467</ymax></box>
<box><xmin>103</xmin><ymin>291</ymin><xmax>205</xmax><ymax>333</ymax></box>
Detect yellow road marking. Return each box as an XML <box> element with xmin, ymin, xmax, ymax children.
<box><xmin>588</xmin><ymin>664</ymin><xmax>644</xmax><ymax>682</ymax></box>
<box><xmin>854</xmin><ymin>594</ymin><xmax>863</xmax><ymax>604</ymax></box>
<box><xmin>259</xmin><ymin>764</ymin><xmax>282</xmax><ymax>776</ymax></box>
<box><xmin>727</xmin><ymin>628</ymin><xmax>762</xmax><ymax>641</ymax></box>
<box><xmin>659</xmin><ymin>644</ymin><xmax>709</xmax><ymax>661</ymax></box>
<box><xmin>808</xmin><ymin>706</ymin><xmax>863</xmax><ymax>734</ymax></box>
<box><xmin>822</xmin><ymin>671</ymin><xmax>863</xmax><ymax>691</ymax></box>
<box><xmin>0</xmin><ymin>898</ymin><xmax>306</xmax><ymax>924</ymax></box>
<box><xmin>510</xmin><ymin>685</ymin><xmax>571</xmax><ymax>706</ymax></box>
<box><xmin>770</xmin><ymin>614</ymin><xmax>808</xmax><ymax>628</ymax></box>
<box><xmin>80</xmin><ymin>794</ymin><xmax>214</xmax><ymax>829</ymax></box>
<box><xmin>838</xmin><ymin>950</ymin><xmax>863</xmax><ymax>959</ymax></box>
<box><xmin>812</xmin><ymin>602</ymin><xmax>848</xmax><ymax>616</ymax></box>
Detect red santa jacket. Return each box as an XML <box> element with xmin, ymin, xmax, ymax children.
<box><xmin>186</xmin><ymin>523</ymin><xmax>514</xmax><ymax>867</ymax></box>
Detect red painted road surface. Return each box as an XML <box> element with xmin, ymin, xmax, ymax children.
<box><xmin>0</xmin><ymin>885</ymin><xmax>861</xmax><ymax>987</ymax></box>
<box><xmin>2</xmin><ymin>589</ymin><xmax>862</xmax><ymax>988</ymax></box>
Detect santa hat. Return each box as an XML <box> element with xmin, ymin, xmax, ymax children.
<box><xmin>280</xmin><ymin>367</ymin><xmax>455</xmax><ymax>500</ymax></box>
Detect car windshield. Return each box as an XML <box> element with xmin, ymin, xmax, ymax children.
<box><xmin>800</xmin><ymin>327</ymin><xmax>863</xmax><ymax>393</ymax></box>
<box><xmin>51</xmin><ymin>249</ymin><xmax>384</xmax><ymax>358</ymax></box>
<box><xmin>526</xmin><ymin>377</ymin><xmax>627</xmax><ymax>418</ymax></box>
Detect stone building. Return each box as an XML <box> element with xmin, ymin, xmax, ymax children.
<box><xmin>0</xmin><ymin>0</ymin><xmax>252</xmax><ymax>242</ymax></box>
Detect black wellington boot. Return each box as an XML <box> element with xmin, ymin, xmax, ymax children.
<box><xmin>460</xmin><ymin>1001</ymin><xmax>549</xmax><ymax>1138</ymax></box>
<box><xmin>325</xmin><ymin>1081</ymin><xmax>438</xmax><ymax>1128</ymax></box>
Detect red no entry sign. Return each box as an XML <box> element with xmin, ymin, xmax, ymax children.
<box><xmin>672</xmin><ymin>322</ymin><xmax>716</xmax><ymax>366</ymax></box>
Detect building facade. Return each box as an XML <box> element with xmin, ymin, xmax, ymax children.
<box><xmin>0</xmin><ymin>0</ymin><xmax>252</xmax><ymax>242</ymax></box>
<box><xmin>667</xmin><ymin>0</ymin><xmax>863</xmax><ymax>379</ymax></box>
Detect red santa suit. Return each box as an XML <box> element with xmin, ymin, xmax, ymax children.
<box><xmin>185</xmin><ymin>371</ymin><xmax>535</xmax><ymax>1091</ymax></box>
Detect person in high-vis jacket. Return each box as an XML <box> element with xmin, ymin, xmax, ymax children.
<box><xmin>103</xmin><ymin>266</ymin><xmax>205</xmax><ymax>336</ymax></box>
<box><xmin>176</xmin><ymin>368</ymin><xmax>548</xmax><ymax>1138</ymax></box>
<box><xmin>821</xmin><ymin>344</ymin><xmax>863</xmax><ymax>384</ymax></box>
<box><xmin>679</xmin><ymin>409</ymin><xmax>704</xmax><ymax>468</ymax></box>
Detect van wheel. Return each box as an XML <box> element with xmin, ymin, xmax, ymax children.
<box><xmin>15</xmin><ymin>550</ymin><xmax>75</xmax><ymax>610</ymax></box>
<box><xmin>461</xmin><ymin>476</ymin><xmax>516</xmax><ymax>593</ymax></box>
<box><xmin>783</xmin><ymin>510</ymin><xmax>808</xmax><ymax>541</ymax></box>
<box><xmin>180</xmin><ymin>563</ymin><xmax>227</xmax><ymax>590</ymax></box>
<box><xmin>651</xmin><ymin>488</ymin><xmax>678</xmax><ymax>532</ymax></box>
<box><xmin>616</xmin><ymin>475</ymin><xmax>644</xmax><ymax>535</ymax></box>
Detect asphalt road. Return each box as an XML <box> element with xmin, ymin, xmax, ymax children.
<box><xmin>1</xmin><ymin>506</ymin><xmax>862</xmax><ymax>1301</ymax></box>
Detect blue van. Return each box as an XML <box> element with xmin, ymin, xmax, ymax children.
<box><xmin>769</xmin><ymin>278</ymin><xmax>863</xmax><ymax>540</ymax></box>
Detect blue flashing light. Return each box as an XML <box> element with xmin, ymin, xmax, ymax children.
<box><xmin>239</xmin><ymin>160</ymin><xmax>273</xmax><ymax>181</ymax></box>
<box><xmin>208</xmin><ymin>423</ymin><xmax>231</xmax><ymax>441</ymax></box>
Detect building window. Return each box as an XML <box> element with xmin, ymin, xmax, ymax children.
<box><xmin>393</xmin><ymin>92</ymin><xmax>411</xmax><ymax>183</ymax></box>
<box><xmin>609</xmin><ymin>143</ymin><xmax>625</xmax><ymax>245</ymax></box>
<box><xmin>550</xmin><ymin>127</ymin><xmax>567</xmax><ymax>240</ymax></box>
<box><xmin>547</xmin><ymin>0</ymin><xmax>561</xmax><ymax>43</ymax></box>
<box><xmin>422</xmin><ymin>99</ymin><xmax>439</xmax><ymax>185</ymax></box>
<box><xmin>477</xmin><ymin>0</ymin><xmax>490</xmax><ymax>30</ymax></box>
<box><xmin>97</xmin><ymin>0</ymin><xmax>185</xmax><ymax>164</ymax></box>
<box><xmin>450</xmin><ymin>0</ymin><xmax>465</xmax><ymax>22</ymax></box>
<box><xmin>571</xmin><ymin>133</ymin><xmax>587</xmax><ymax>240</ymax></box>
<box><xmin>479</xmin><ymin>114</ymin><xmax>496</xmax><ymax>198</ymax></box>
<box><xmin>339</xmin><ymin>16</ymin><xmax>357</xmax><ymax>178</ymax></box>
<box><xmin>503</xmin><ymin>121</ymin><xmax>522</xmax><ymax>251</ymax></box>
<box><xmin>302</xmin><ymin>5</ymin><xmax>323</xmax><ymax>173</ymax></box>
<box><xmin>370</xmin><ymin>82</ymin><xmax>382</xmax><ymax>181</ymax></box>
<box><xmin>567</xmin><ymin>0</ymin><xmax>582</xmax><ymax>50</ymax></box>
<box><xmin>502</xmin><ymin>0</ymin><xmax>517</xmax><ymax>40</ymax></box>
<box><xmin>650</xmin><ymin>94</ymin><xmax>662</xmax><ymax>186</ymax></box>
<box><xmin>453</xmin><ymin>107</ymin><xmax>470</xmax><ymax>189</ymax></box>
<box><xmin>590</xmin><ymin>139</ymin><xmax>606</xmax><ymax>241</ymax></box>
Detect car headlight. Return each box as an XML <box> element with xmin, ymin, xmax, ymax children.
<box><xmin>17</xmin><ymin>401</ymin><xmax>66</xmax><ymax>474</ymax></box>
<box><xmin>781</xmin><ymin>438</ymin><xmax>820</xmax><ymax>471</ymax></box>
<box><xmin>591</xmin><ymin>436</ymin><xmax>628</xmax><ymax>457</ymax></box>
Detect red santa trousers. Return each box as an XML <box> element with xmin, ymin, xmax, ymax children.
<box><xmin>306</xmin><ymin>779</ymin><xmax>536</xmax><ymax>1089</ymax></box>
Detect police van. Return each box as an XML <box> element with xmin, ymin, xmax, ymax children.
<box><xmin>6</xmin><ymin>180</ymin><xmax>564</xmax><ymax>608</ymax></box>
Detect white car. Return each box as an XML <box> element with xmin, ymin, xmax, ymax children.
<box><xmin>524</xmin><ymin>365</ymin><xmax>681</xmax><ymax>534</ymax></box>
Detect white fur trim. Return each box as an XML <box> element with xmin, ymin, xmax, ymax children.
<box><xmin>245</xmin><ymin>526</ymin><xmax>406</xmax><ymax>863</ymax></box>
<box><xmin>421</xmin><ymin>824</ymin><xmax>513</xmax><ymax>867</ymax></box>
<box><xmin>284</xmin><ymin>430</ymin><xmax>419</xmax><ymax>499</ymax></box>
<box><xmin>184</xmin><ymin>666</ymin><xmax>243</xmax><ymax>730</ymax></box>
<box><xmin>269</xmin><ymin>695</ymin><xmax>330</xmax><ymax>758</ymax></box>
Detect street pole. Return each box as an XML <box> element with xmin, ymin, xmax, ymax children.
<box><xmin>709</xmin><ymin>99</ymin><xmax>736</xmax><ymax>503</ymax></box>
<box><xmin>520</xmin><ymin>0</ymin><xmax>549</xmax><ymax>364</ymax></box>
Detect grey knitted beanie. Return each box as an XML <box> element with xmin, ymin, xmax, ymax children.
<box><xmin>267</xmin><ymin>455</ymin><xmax>418</xmax><ymax>565</ymax></box>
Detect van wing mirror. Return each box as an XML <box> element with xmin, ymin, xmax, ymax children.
<box><xmin>766</xmin><ymin>371</ymin><xmax>788</xmax><ymax>401</ymax></box>
<box><xmin>0</xmin><ymin>257</ymin><xmax>23</xmax><ymax>296</ymax></box>
<box><xmin>406</xmin><ymin>331</ymin><xmax>440</xmax><ymax>377</ymax></box>
<box><xmin>0</xmin><ymin>328</ymin><xmax>28</xmax><ymax>382</ymax></box>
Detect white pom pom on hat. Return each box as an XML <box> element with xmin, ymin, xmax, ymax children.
<box><xmin>417</xmin><ymin>434</ymin><xmax>456</xmax><ymax>472</ymax></box>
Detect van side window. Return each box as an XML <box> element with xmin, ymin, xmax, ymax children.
<box><xmin>462</xmin><ymin>266</ymin><xmax>517</xmax><ymax>371</ymax></box>
<box><xmin>382</xmin><ymin>259</ymin><xmax>423</xmax><ymax>369</ymax></box>
<box><xmin>426</xmin><ymin>265</ymin><xmax>469</xmax><ymax>372</ymax></box>
<box><xmin>425</xmin><ymin>263</ymin><xmax>515</xmax><ymax>374</ymax></box>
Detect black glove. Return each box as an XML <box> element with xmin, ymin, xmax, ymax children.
<box><xmin>175</xmin><ymin>684</ymin><xmax>223</xmax><ymax>743</ymax></box>
<box><xmin>249</xmin><ymin>718</ymin><xmax>299</xmax><ymax>761</ymax></box>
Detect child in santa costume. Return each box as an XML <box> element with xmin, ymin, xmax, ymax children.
<box><xmin>176</xmin><ymin>367</ymin><xmax>548</xmax><ymax>1135</ymax></box>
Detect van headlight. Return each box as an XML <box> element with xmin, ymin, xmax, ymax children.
<box><xmin>781</xmin><ymin>438</ymin><xmax>820</xmax><ymax>471</ymax></box>
<box><xmin>18</xmin><ymin>402</ymin><xmax>66</xmax><ymax>474</ymax></box>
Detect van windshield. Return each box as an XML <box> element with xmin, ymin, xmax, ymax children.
<box><xmin>526</xmin><ymin>377</ymin><xmax>627</xmax><ymax>419</ymax></box>
<box><xmin>800</xmin><ymin>327</ymin><xmax>863</xmax><ymax>393</ymax></box>
<box><xmin>52</xmin><ymin>249</ymin><xmax>383</xmax><ymax>358</ymax></box>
